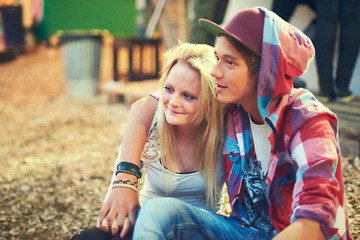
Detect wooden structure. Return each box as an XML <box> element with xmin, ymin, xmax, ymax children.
<box><xmin>113</xmin><ymin>38</ymin><xmax>162</xmax><ymax>82</ymax></box>
<box><xmin>148</xmin><ymin>0</ymin><xmax>189</xmax><ymax>49</ymax></box>
<box><xmin>107</xmin><ymin>79</ymin><xmax>159</xmax><ymax>104</ymax></box>
<box><xmin>107</xmin><ymin>0</ymin><xmax>189</xmax><ymax>103</ymax></box>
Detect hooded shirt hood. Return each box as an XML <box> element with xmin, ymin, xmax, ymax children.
<box><xmin>257</xmin><ymin>7</ymin><xmax>315</xmax><ymax>124</ymax></box>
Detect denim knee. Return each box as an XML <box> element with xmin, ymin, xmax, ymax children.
<box><xmin>137</xmin><ymin>197</ymin><xmax>185</xmax><ymax>222</ymax></box>
<box><xmin>134</xmin><ymin>198</ymin><xmax>186</xmax><ymax>239</ymax></box>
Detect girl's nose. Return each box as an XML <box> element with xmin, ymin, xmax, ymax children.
<box><xmin>169</xmin><ymin>94</ymin><xmax>181</xmax><ymax>107</ymax></box>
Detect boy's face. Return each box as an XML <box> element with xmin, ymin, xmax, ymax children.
<box><xmin>211</xmin><ymin>36</ymin><xmax>258</xmax><ymax>106</ymax></box>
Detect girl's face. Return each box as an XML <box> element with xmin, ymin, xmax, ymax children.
<box><xmin>161</xmin><ymin>62</ymin><xmax>201</xmax><ymax>128</ymax></box>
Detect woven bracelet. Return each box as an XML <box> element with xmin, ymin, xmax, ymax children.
<box><xmin>112</xmin><ymin>183</ymin><xmax>138</xmax><ymax>193</ymax></box>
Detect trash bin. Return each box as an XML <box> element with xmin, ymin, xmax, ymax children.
<box><xmin>0</xmin><ymin>5</ymin><xmax>25</xmax><ymax>51</ymax></box>
<box><xmin>59</xmin><ymin>32</ymin><xmax>102</xmax><ymax>99</ymax></box>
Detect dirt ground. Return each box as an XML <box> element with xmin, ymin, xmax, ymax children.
<box><xmin>0</xmin><ymin>43</ymin><xmax>359</xmax><ymax>239</ymax></box>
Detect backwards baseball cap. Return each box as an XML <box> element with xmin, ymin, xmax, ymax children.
<box><xmin>199</xmin><ymin>8</ymin><xmax>264</xmax><ymax>56</ymax></box>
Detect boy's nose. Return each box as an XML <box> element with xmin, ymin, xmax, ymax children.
<box><xmin>211</xmin><ymin>64</ymin><xmax>222</xmax><ymax>79</ymax></box>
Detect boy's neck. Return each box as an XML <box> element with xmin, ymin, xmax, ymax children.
<box><xmin>249</xmin><ymin>111</ymin><xmax>264</xmax><ymax>125</ymax></box>
<box><xmin>241</xmin><ymin>97</ymin><xmax>264</xmax><ymax>124</ymax></box>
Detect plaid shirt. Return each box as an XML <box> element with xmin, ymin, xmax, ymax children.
<box><xmin>223</xmin><ymin>7</ymin><xmax>352</xmax><ymax>240</ymax></box>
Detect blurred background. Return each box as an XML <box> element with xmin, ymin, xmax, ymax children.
<box><xmin>0</xmin><ymin>0</ymin><xmax>359</xmax><ymax>239</ymax></box>
<box><xmin>1</xmin><ymin>0</ymin><xmax>359</xmax><ymax>95</ymax></box>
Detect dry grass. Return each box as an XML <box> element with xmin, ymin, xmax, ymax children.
<box><xmin>0</xmin><ymin>45</ymin><xmax>358</xmax><ymax>239</ymax></box>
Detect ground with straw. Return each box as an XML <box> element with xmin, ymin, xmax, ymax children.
<box><xmin>0</xmin><ymin>45</ymin><xmax>359</xmax><ymax>239</ymax></box>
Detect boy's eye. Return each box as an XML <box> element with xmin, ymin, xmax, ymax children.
<box><xmin>227</xmin><ymin>60</ymin><xmax>233</xmax><ymax>66</ymax></box>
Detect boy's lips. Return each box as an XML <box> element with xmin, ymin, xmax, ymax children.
<box><xmin>216</xmin><ymin>82</ymin><xmax>226</xmax><ymax>88</ymax></box>
<box><xmin>216</xmin><ymin>83</ymin><xmax>227</xmax><ymax>91</ymax></box>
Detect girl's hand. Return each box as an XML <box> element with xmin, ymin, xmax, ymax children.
<box><xmin>96</xmin><ymin>187</ymin><xmax>140</xmax><ymax>236</ymax></box>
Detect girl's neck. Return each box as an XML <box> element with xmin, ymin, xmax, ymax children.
<box><xmin>163</xmin><ymin>125</ymin><xmax>200</xmax><ymax>173</ymax></box>
<box><xmin>174</xmin><ymin>124</ymin><xmax>199</xmax><ymax>140</ymax></box>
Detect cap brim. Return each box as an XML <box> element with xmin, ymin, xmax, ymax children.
<box><xmin>198</xmin><ymin>19</ymin><xmax>232</xmax><ymax>39</ymax></box>
<box><xmin>199</xmin><ymin>19</ymin><xmax>247</xmax><ymax>47</ymax></box>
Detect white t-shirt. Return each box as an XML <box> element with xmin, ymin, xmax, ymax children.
<box><xmin>249</xmin><ymin>115</ymin><xmax>272</xmax><ymax>174</ymax></box>
<box><xmin>238</xmin><ymin>115</ymin><xmax>276</xmax><ymax>233</ymax></box>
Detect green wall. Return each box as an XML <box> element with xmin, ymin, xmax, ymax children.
<box><xmin>46</xmin><ymin>0</ymin><xmax>136</xmax><ymax>37</ymax></box>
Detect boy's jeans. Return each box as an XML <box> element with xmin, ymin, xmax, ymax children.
<box><xmin>133</xmin><ymin>198</ymin><xmax>276</xmax><ymax>240</ymax></box>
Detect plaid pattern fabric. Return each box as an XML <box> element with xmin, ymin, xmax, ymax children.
<box><xmin>223</xmin><ymin>7</ymin><xmax>352</xmax><ymax>240</ymax></box>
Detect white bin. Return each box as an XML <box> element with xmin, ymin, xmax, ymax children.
<box><xmin>60</xmin><ymin>34</ymin><xmax>102</xmax><ymax>99</ymax></box>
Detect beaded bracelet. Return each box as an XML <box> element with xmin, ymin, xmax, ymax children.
<box><xmin>116</xmin><ymin>162</ymin><xmax>142</xmax><ymax>179</ymax></box>
<box><xmin>112</xmin><ymin>179</ymin><xmax>138</xmax><ymax>188</ymax></box>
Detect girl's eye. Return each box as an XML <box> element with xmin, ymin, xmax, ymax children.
<box><xmin>215</xmin><ymin>56</ymin><xmax>219</xmax><ymax>61</ymax></box>
<box><xmin>164</xmin><ymin>85</ymin><xmax>172</xmax><ymax>92</ymax></box>
<box><xmin>184</xmin><ymin>93</ymin><xmax>196</xmax><ymax>100</ymax></box>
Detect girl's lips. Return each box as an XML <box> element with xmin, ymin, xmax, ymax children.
<box><xmin>168</xmin><ymin>108</ymin><xmax>182</xmax><ymax>114</ymax></box>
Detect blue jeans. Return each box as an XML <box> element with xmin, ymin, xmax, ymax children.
<box><xmin>314</xmin><ymin>0</ymin><xmax>360</xmax><ymax>98</ymax></box>
<box><xmin>133</xmin><ymin>198</ymin><xmax>276</xmax><ymax>240</ymax></box>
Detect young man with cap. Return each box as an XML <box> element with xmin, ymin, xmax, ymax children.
<box><xmin>132</xmin><ymin>7</ymin><xmax>352</xmax><ymax>240</ymax></box>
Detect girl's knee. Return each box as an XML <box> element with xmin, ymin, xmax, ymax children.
<box><xmin>137</xmin><ymin>197</ymin><xmax>192</xmax><ymax>228</ymax></box>
<box><xmin>139</xmin><ymin>198</ymin><xmax>186</xmax><ymax>217</ymax></box>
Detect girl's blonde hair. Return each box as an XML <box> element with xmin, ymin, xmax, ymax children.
<box><xmin>156</xmin><ymin>42</ymin><xmax>226</xmax><ymax>210</ymax></box>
